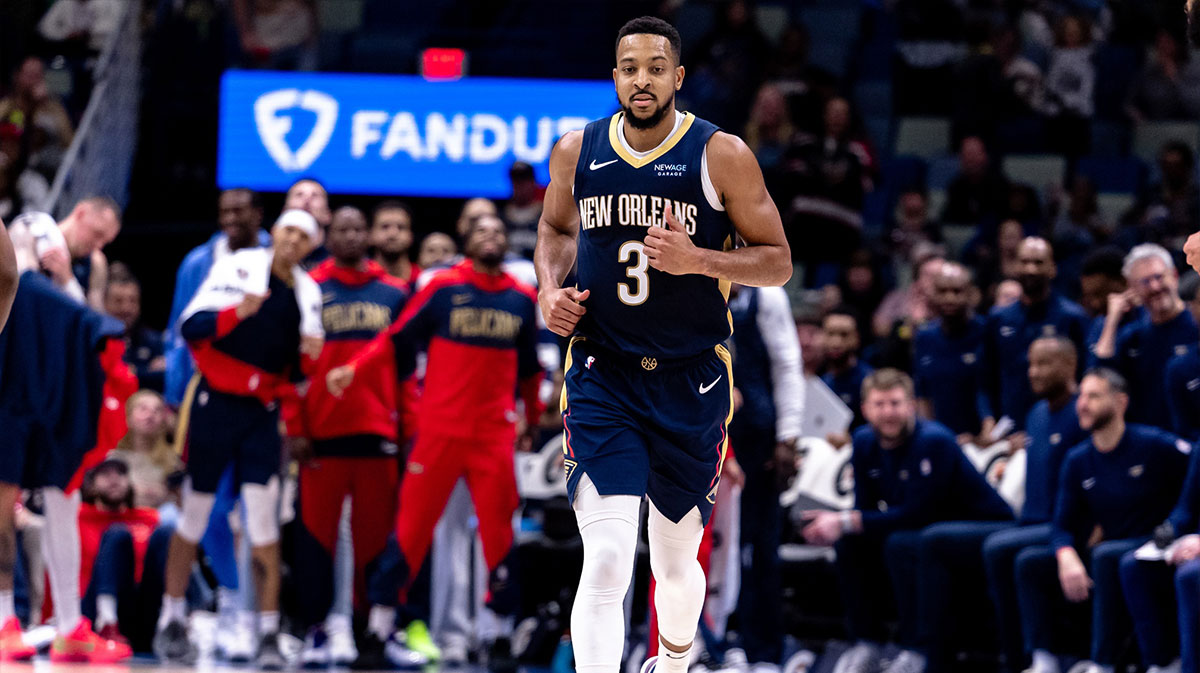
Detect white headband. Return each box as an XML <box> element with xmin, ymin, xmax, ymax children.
<box><xmin>273</xmin><ymin>209</ymin><xmax>319</xmax><ymax>241</ymax></box>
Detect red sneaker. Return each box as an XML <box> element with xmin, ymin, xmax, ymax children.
<box><xmin>50</xmin><ymin>617</ymin><xmax>133</xmax><ymax>663</ymax></box>
<box><xmin>97</xmin><ymin>622</ymin><xmax>130</xmax><ymax>647</ymax></box>
<box><xmin>0</xmin><ymin>617</ymin><xmax>34</xmax><ymax>662</ymax></box>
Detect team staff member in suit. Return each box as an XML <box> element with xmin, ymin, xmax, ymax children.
<box><xmin>1015</xmin><ymin>369</ymin><xmax>1191</xmax><ymax>673</ymax></box>
<box><xmin>802</xmin><ymin>369</ymin><xmax>1013</xmax><ymax>673</ymax></box>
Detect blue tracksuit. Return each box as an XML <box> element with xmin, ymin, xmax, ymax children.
<box><xmin>1090</xmin><ymin>310</ymin><xmax>1198</xmax><ymax>429</ymax></box>
<box><xmin>1017</xmin><ymin>424</ymin><xmax>1191</xmax><ymax>664</ymax></box>
<box><xmin>913</xmin><ymin>317</ymin><xmax>986</xmax><ymax>435</ymax></box>
<box><xmin>1166</xmin><ymin>347</ymin><xmax>1200</xmax><ymax>442</ymax></box>
<box><xmin>981</xmin><ymin>296</ymin><xmax>1089</xmax><ymax>429</ymax></box>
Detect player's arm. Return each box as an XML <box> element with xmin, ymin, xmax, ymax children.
<box><xmin>0</xmin><ymin>220</ymin><xmax>18</xmax><ymax>333</ymax></box>
<box><xmin>534</xmin><ymin>131</ymin><xmax>589</xmax><ymax>337</ymax></box>
<box><xmin>326</xmin><ymin>283</ymin><xmax>439</xmax><ymax>396</ymax></box>
<box><xmin>86</xmin><ymin>250</ymin><xmax>108</xmax><ymax>312</ymax></box>
<box><xmin>644</xmin><ymin>132</ymin><xmax>791</xmax><ymax>287</ymax></box>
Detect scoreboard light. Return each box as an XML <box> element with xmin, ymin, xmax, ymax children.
<box><xmin>422</xmin><ymin>48</ymin><xmax>467</xmax><ymax>80</ymax></box>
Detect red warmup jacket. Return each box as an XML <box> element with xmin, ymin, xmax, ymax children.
<box><xmin>67</xmin><ymin>340</ymin><xmax>139</xmax><ymax>494</ymax></box>
<box><xmin>349</xmin><ymin>260</ymin><xmax>545</xmax><ymax>441</ymax></box>
<box><xmin>78</xmin><ymin>503</ymin><xmax>160</xmax><ymax>589</ymax></box>
<box><xmin>292</xmin><ymin>260</ymin><xmax>413</xmax><ymax>447</ymax></box>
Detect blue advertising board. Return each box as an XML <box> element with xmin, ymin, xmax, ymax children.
<box><xmin>218</xmin><ymin>70</ymin><xmax>617</xmax><ymax>198</ymax></box>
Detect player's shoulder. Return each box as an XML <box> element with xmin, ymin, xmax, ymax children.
<box><xmin>704</xmin><ymin>129</ymin><xmax>755</xmax><ymax>163</ymax></box>
<box><xmin>552</xmin><ymin>128</ymin><xmax>586</xmax><ymax>164</ymax></box>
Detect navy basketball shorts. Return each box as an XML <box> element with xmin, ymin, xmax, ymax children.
<box><xmin>0</xmin><ymin>413</ymin><xmax>74</xmax><ymax>489</ymax></box>
<box><xmin>183</xmin><ymin>377</ymin><xmax>282</xmax><ymax>494</ymax></box>
<box><xmin>560</xmin><ymin>337</ymin><xmax>734</xmax><ymax>525</ymax></box>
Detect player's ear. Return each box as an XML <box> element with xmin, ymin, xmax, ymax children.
<box><xmin>675</xmin><ymin>65</ymin><xmax>685</xmax><ymax>90</ymax></box>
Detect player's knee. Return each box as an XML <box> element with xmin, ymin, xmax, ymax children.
<box><xmin>581</xmin><ymin>535</ymin><xmax>633</xmax><ymax>591</ymax></box>
<box><xmin>176</xmin><ymin>487</ymin><xmax>216</xmax><ymax>544</ymax></box>
<box><xmin>242</xmin><ymin>476</ymin><xmax>281</xmax><ymax>547</ymax></box>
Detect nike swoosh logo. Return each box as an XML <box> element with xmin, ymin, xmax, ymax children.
<box><xmin>589</xmin><ymin>159</ymin><xmax>618</xmax><ymax>170</ymax></box>
<box><xmin>699</xmin><ymin>376</ymin><xmax>722</xmax><ymax>394</ymax></box>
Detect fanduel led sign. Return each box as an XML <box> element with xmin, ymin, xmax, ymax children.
<box><xmin>218</xmin><ymin>70</ymin><xmax>616</xmax><ymax>197</ymax></box>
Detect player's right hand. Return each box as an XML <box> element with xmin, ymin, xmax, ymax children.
<box><xmin>1186</xmin><ymin>231</ymin><xmax>1200</xmax><ymax>274</ymax></box>
<box><xmin>236</xmin><ymin>291</ymin><xmax>270</xmax><ymax>319</ymax></box>
<box><xmin>39</xmin><ymin>247</ymin><xmax>72</xmax><ymax>283</ymax></box>
<box><xmin>539</xmin><ymin>287</ymin><xmax>590</xmax><ymax>337</ymax></box>
<box><xmin>326</xmin><ymin>365</ymin><xmax>355</xmax><ymax>398</ymax></box>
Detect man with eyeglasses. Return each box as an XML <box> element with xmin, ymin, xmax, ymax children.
<box><xmin>1092</xmin><ymin>244</ymin><xmax>1197</xmax><ymax>430</ymax></box>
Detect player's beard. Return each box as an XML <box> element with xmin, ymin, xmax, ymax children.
<box><xmin>1088</xmin><ymin>407</ymin><xmax>1117</xmax><ymax>433</ymax></box>
<box><xmin>622</xmin><ymin>91</ymin><xmax>674</xmax><ymax>130</ymax></box>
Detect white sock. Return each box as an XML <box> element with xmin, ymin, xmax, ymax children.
<box><xmin>41</xmin><ymin>488</ymin><xmax>82</xmax><ymax>635</ymax></box>
<box><xmin>325</xmin><ymin>612</ymin><xmax>351</xmax><ymax>635</ymax></box>
<box><xmin>658</xmin><ymin>641</ymin><xmax>692</xmax><ymax>673</ymax></box>
<box><xmin>217</xmin><ymin>587</ymin><xmax>239</xmax><ymax>625</ymax></box>
<box><xmin>1032</xmin><ymin>650</ymin><xmax>1059</xmax><ymax>673</ymax></box>
<box><xmin>367</xmin><ymin>606</ymin><xmax>395</xmax><ymax>640</ymax></box>
<box><xmin>237</xmin><ymin>609</ymin><xmax>256</xmax><ymax>634</ymax></box>
<box><xmin>259</xmin><ymin>611</ymin><xmax>280</xmax><ymax>635</ymax></box>
<box><xmin>158</xmin><ymin>595</ymin><xmax>187</xmax><ymax>630</ymax></box>
<box><xmin>96</xmin><ymin>594</ymin><xmax>118</xmax><ymax>629</ymax></box>
<box><xmin>0</xmin><ymin>590</ymin><xmax>14</xmax><ymax>623</ymax></box>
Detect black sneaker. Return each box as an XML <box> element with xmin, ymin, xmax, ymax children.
<box><xmin>352</xmin><ymin>633</ymin><xmax>389</xmax><ymax>670</ymax></box>
<box><xmin>152</xmin><ymin>620</ymin><xmax>197</xmax><ymax>663</ymax></box>
<box><xmin>256</xmin><ymin>632</ymin><xmax>287</xmax><ymax>670</ymax></box>
<box><xmin>486</xmin><ymin>637</ymin><xmax>518</xmax><ymax>673</ymax></box>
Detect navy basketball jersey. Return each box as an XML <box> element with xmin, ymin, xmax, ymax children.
<box><xmin>573</xmin><ymin>111</ymin><xmax>735</xmax><ymax>359</ymax></box>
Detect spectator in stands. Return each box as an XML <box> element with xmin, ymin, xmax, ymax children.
<box><xmin>836</xmin><ymin>248</ymin><xmax>888</xmax><ymax>326</ymax></box>
<box><xmin>1078</xmin><ymin>246</ymin><xmax>1137</xmax><ymax>356</ymax></box>
<box><xmin>744</xmin><ymin>84</ymin><xmax>794</xmax><ymax>172</ymax></box>
<box><xmin>802</xmin><ymin>369</ymin><xmax>1012</xmax><ymax>673</ymax></box>
<box><xmin>783</xmin><ymin>97</ymin><xmax>873</xmax><ymax>275</ymax></box>
<box><xmin>1041</xmin><ymin>15</ymin><xmax>1095</xmax><ymax>157</ymax></box>
<box><xmin>689</xmin><ymin>0</ymin><xmax>768</xmax><ymax>130</ymax></box>
<box><xmin>0</xmin><ymin>57</ymin><xmax>74</xmax><ymax>180</ymax></box>
<box><xmin>942</xmin><ymin>136</ymin><xmax>1010</xmax><ymax>226</ymax></box>
<box><xmin>416</xmin><ymin>232</ymin><xmax>456</xmax><ymax>270</ymax></box>
<box><xmin>110</xmin><ymin>390</ymin><xmax>180</xmax><ymax>509</ymax></box>
<box><xmin>913</xmin><ymin>261</ymin><xmax>987</xmax><ymax>441</ymax></box>
<box><xmin>795</xmin><ymin>307</ymin><xmax>826</xmax><ymax>378</ymax></box>
<box><xmin>872</xmin><ymin>246</ymin><xmax>943</xmax><ymax>340</ymax></box>
<box><xmin>1124</xmin><ymin>141</ymin><xmax>1200</xmax><ymax>248</ymax></box>
<box><xmin>230</xmin><ymin>0</ymin><xmax>318</xmax><ymax>71</ymax></box>
<box><xmin>1092</xmin><ymin>244</ymin><xmax>1197</xmax><ymax>428</ymax></box>
<box><xmin>994</xmin><ymin>279</ymin><xmax>1023</xmax><ymax>310</ymax></box>
<box><xmin>79</xmin><ymin>458</ymin><xmax>164</xmax><ymax>650</ymax></box>
<box><xmin>371</xmin><ymin>200</ymin><xmax>418</xmax><ymax>286</ymax></box>
<box><xmin>105</xmin><ymin>266</ymin><xmax>165</xmax><ymax>393</ymax></box>
<box><xmin>887</xmin><ymin>189</ymin><xmax>944</xmax><ymax>264</ymax></box>
<box><xmin>37</xmin><ymin>0</ymin><xmax>124</xmax><ymax>53</ymax></box>
<box><xmin>503</xmin><ymin>161</ymin><xmax>544</xmax><ymax>259</ymax></box>
<box><xmin>727</xmin><ymin>284</ymin><xmax>803</xmax><ymax>667</ymax></box>
<box><xmin>967</xmin><ymin>218</ymin><xmax>1025</xmax><ymax>307</ymax></box>
<box><xmin>1050</xmin><ymin>176</ymin><xmax>1109</xmax><ymax>253</ymax></box>
<box><xmin>164</xmin><ymin>188</ymin><xmax>267</xmax><ymax>408</ymax></box>
<box><xmin>286</xmin><ymin>178</ymin><xmax>332</xmax><ymax>266</ymax></box>
<box><xmin>821</xmin><ymin>305</ymin><xmax>873</xmax><ymax>439</ymax></box>
<box><xmin>0</xmin><ymin>121</ymin><xmax>50</xmax><ymax>219</ymax></box>
<box><xmin>982</xmin><ymin>336</ymin><xmax>1086</xmax><ymax>673</ymax></box>
<box><xmin>1126</xmin><ymin>29</ymin><xmax>1200</xmax><ymax>123</ymax></box>
<box><xmin>980</xmin><ymin>237</ymin><xmax>1090</xmax><ymax>433</ymax></box>
<box><xmin>952</xmin><ymin>26</ymin><xmax>1041</xmax><ymax>147</ymax></box>
<box><xmin>765</xmin><ymin>23</ymin><xmax>832</xmax><ymax>134</ymax></box>
<box><xmin>1015</xmin><ymin>369</ymin><xmax>1190</xmax><ymax>673</ymax></box>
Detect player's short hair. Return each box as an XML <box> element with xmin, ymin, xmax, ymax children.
<box><xmin>373</xmin><ymin>200</ymin><xmax>412</xmax><ymax>223</ymax></box>
<box><xmin>1080</xmin><ymin>246</ymin><xmax>1125</xmax><ymax>280</ymax></box>
<box><xmin>824</xmin><ymin>304</ymin><xmax>862</xmax><ymax>330</ymax></box>
<box><xmin>616</xmin><ymin>16</ymin><xmax>682</xmax><ymax>65</ymax></box>
<box><xmin>81</xmin><ymin>195</ymin><xmax>121</xmax><ymax>220</ymax></box>
<box><xmin>861</xmin><ymin>368</ymin><xmax>915</xmax><ymax>401</ymax></box>
<box><xmin>1083</xmin><ymin>367</ymin><xmax>1129</xmax><ymax>396</ymax></box>
<box><xmin>221</xmin><ymin>187</ymin><xmax>262</xmax><ymax>210</ymax></box>
<box><xmin>462</xmin><ymin>213</ymin><xmax>508</xmax><ymax>241</ymax></box>
<box><xmin>288</xmin><ymin>176</ymin><xmax>328</xmax><ymax>195</ymax></box>
<box><xmin>1122</xmin><ymin>243</ymin><xmax>1175</xmax><ymax>279</ymax></box>
<box><xmin>1029</xmin><ymin>335</ymin><xmax>1077</xmax><ymax>367</ymax></box>
<box><xmin>106</xmin><ymin>261</ymin><xmax>137</xmax><ymax>287</ymax></box>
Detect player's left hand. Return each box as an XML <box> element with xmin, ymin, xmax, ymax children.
<box><xmin>301</xmin><ymin>335</ymin><xmax>324</xmax><ymax>361</ymax></box>
<box><xmin>644</xmin><ymin>207</ymin><xmax>706</xmax><ymax>276</ymax></box>
<box><xmin>326</xmin><ymin>365</ymin><xmax>355</xmax><ymax>397</ymax></box>
<box><xmin>1169</xmin><ymin>534</ymin><xmax>1200</xmax><ymax>564</ymax></box>
<box><xmin>722</xmin><ymin>454</ymin><xmax>745</xmax><ymax>489</ymax></box>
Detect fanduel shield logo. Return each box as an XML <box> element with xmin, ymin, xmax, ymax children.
<box><xmin>254</xmin><ymin>89</ymin><xmax>338</xmax><ymax>172</ymax></box>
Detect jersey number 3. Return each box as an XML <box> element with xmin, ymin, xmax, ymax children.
<box><xmin>618</xmin><ymin>241</ymin><xmax>649</xmax><ymax>306</ymax></box>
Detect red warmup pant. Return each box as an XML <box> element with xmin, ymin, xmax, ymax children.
<box><xmin>395</xmin><ymin>431</ymin><xmax>519</xmax><ymax>589</ymax></box>
<box><xmin>299</xmin><ymin>456</ymin><xmax>400</xmax><ymax>611</ymax></box>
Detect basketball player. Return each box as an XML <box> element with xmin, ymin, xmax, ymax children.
<box><xmin>533</xmin><ymin>17</ymin><xmax>791</xmax><ymax>673</ymax></box>
<box><xmin>9</xmin><ymin>197</ymin><xmax>121</xmax><ymax>310</ymax></box>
